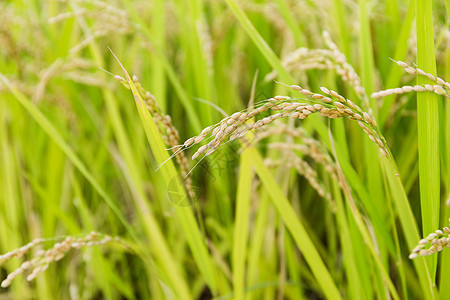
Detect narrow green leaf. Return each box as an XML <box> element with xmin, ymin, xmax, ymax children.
<box><xmin>112</xmin><ymin>52</ymin><xmax>219</xmax><ymax>296</ymax></box>
<box><xmin>232</xmin><ymin>148</ymin><xmax>253</xmax><ymax>300</ymax></box>
<box><xmin>382</xmin><ymin>158</ymin><xmax>436</xmax><ymax>299</ymax></box>
<box><xmin>416</xmin><ymin>0</ymin><xmax>440</xmax><ymax>280</ymax></box>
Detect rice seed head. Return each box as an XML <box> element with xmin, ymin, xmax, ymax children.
<box><xmin>405</xmin><ymin>67</ymin><xmax>416</xmax><ymax>74</ymax></box>
<box><xmin>394</xmin><ymin>60</ymin><xmax>450</xmax><ymax>90</ymax></box>
<box><xmin>353</xmin><ymin>113</ymin><xmax>363</xmax><ymax>121</ymax></box>
<box><xmin>426</xmin><ymin>73</ymin><xmax>436</xmax><ymax>82</ymax></box>
<box><xmin>396</xmin><ymin>60</ymin><xmax>409</xmax><ymax>68</ymax></box>
<box><xmin>403</xmin><ymin>86</ymin><xmax>414</xmax><ymax>92</ymax></box>
<box><xmin>334</xmin><ymin>102</ymin><xmax>345</xmax><ymax>109</ymax></box>
<box><xmin>183</xmin><ymin>137</ymin><xmax>195</xmax><ymax>147</ymax></box>
<box><xmin>313</xmin><ymin>104</ymin><xmax>323</xmax><ymax>110</ymax></box>
<box><xmin>253</xmin><ymin>120</ymin><xmax>264</xmax><ymax>129</ymax></box>
<box><xmin>194</xmin><ymin>135</ymin><xmax>206</xmax><ymax>144</ymax></box>
<box><xmin>321</xmin><ymin>97</ymin><xmax>333</xmax><ymax>103</ymax></box>
<box><xmin>205</xmin><ymin>143</ymin><xmax>220</xmax><ymax>156</ymax></box>
<box><xmin>212</xmin><ymin>125</ymin><xmax>222</xmax><ymax>136</ymax></box>
<box><xmin>414</xmin><ymin>85</ymin><xmax>426</xmax><ymax>92</ymax></box>
<box><xmin>299</xmin><ymin>89</ymin><xmax>313</xmax><ymax>96</ymax></box>
<box><xmin>274</xmin><ymin>95</ymin><xmax>290</xmax><ymax>100</ymax></box>
<box><xmin>320</xmin><ymin>87</ymin><xmax>331</xmax><ymax>95</ymax></box>
<box><xmin>224</xmin><ymin>124</ymin><xmax>238</xmax><ymax>135</ymax></box>
<box><xmin>183</xmin><ymin>84</ymin><xmax>388</xmax><ymax>167</ymax></box>
<box><xmin>343</xmin><ymin>108</ymin><xmax>354</xmax><ymax>115</ymax></box>
<box><xmin>229</xmin><ymin>130</ymin><xmax>241</xmax><ymax>141</ymax></box>
<box><xmin>114</xmin><ymin>75</ymin><xmax>125</xmax><ymax>82</ymax></box>
<box><xmin>437</xmin><ymin>78</ymin><xmax>446</xmax><ymax>86</ymax></box>
<box><xmin>410</xmin><ymin>220</ymin><xmax>450</xmax><ymax>259</ymax></box>
<box><xmin>290</xmin><ymin>112</ymin><xmax>300</xmax><ymax>118</ymax></box>
<box><xmin>424</xmin><ymin>84</ymin><xmax>434</xmax><ymax>91</ymax></box>
<box><xmin>237</xmin><ymin>128</ymin><xmax>250</xmax><ymax>139</ymax></box>
<box><xmin>238</xmin><ymin>113</ymin><xmax>248</xmax><ymax>122</ymax></box>
<box><xmin>0</xmin><ymin>232</ymin><xmax>119</xmax><ymax>287</ymax></box>
<box><xmin>214</xmin><ymin>129</ymin><xmax>226</xmax><ymax>141</ymax></box>
<box><xmin>372</xmin><ymin>84</ymin><xmax>450</xmax><ymax>99</ymax></box>
<box><xmin>312</xmin><ymin>93</ymin><xmax>324</xmax><ymax>99</ymax></box>
<box><xmin>434</xmin><ymin>86</ymin><xmax>446</xmax><ymax>95</ymax></box>
<box><xmin>416</xmin><ymin>69</ymin><xmax>427</xmax><ymax>76</ymax></box>
<box><xmin>305</xmin><ymin>105</ymin><xmax>316</xmax><ymax>112</ymax></box>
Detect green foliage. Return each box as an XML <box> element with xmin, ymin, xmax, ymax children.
<box><xmin>0</xmin><ymin>0</ymin><xmax>449</xmax><ymax>299</ymax></box>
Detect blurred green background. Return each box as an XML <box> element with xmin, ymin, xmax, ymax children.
<box><xmin>1</xmin><ymin>0</ymin><xmax>450</xmax><ymax>299</ymax></box>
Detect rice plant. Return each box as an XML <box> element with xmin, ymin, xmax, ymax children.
<box><xmin>1</xmin><ymin>0</ymin><xmax>449</xmax><ymax>299</ymax></box>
